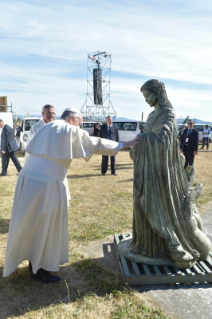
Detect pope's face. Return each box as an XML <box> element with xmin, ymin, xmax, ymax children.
<box><xmin>71</xmin><ymin>116</ymin><xmax>82</xmax><ymax>127</ymax></box>
<box><xmin>142</xmin><ymin>90</ymin><xmax>157</xmax><ymax>107</ymax></box>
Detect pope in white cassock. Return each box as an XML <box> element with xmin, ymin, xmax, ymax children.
<box><xmin>25</xmin><ymin>104</ymin><xmax>71</xmax><ymax>203</ymax></box>
<box><xmin>3</xmin><ymin>107</ymin><xmax>137</xmax><ymax>283</ymax></box>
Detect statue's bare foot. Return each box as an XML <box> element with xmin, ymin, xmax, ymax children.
<box><xmin>131</xmin><ymin>244</ymin><xmax>142</xmax><ymax>254</ymax></box>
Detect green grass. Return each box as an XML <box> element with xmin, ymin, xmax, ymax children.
<box><xmin>0</xmin><ymin>149</ymin><xmax>211</xmax><ymax>318</ymax></box>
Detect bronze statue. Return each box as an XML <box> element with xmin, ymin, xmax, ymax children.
<box><xmin>119</xmin><ymin>79</ymin><xmax>211</xmax><ymax>268</ymax></box>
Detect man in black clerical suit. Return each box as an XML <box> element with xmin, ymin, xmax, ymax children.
<box><xmin>180</xmin><ymin>119</ymin><xmax>199</xmax><ymax>168</ymax></box>
<box><xmin>99</xmin><ymin>116</ymin><xmax>119</xmax><ymax>175</ymax></box>
<box><xmin>0</xmin><ymin>119</ymin><xmax>22</xmax><ymax>176</ymax></box>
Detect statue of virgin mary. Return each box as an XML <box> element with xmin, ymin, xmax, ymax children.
<box><xmin>127</xmin><ymin>79</ymin><xmax>211</xmax><ymax>268</ymax></box>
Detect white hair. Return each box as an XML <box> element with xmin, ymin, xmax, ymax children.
<box><xmin>61</xmin><ymin>107</ymin><xmax>82</xmax><ymax>120</ymax></box>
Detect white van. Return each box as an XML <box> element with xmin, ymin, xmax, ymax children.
<box><xmin>16</xmin><ymin>117</ymin><xmax>40</xmax><ymax>154</ymax></box>
<box><xmin>194</xmin><ymin>124</ymin><xmax>211</xmax><ymax>143</ymax></box>
<box><xmin>113</xmin><ymin>120</ymin><xmax>145</xmax><ymax>143</ymax></box>
<box><xmin>80</xmin><ymin>122</ymin><xmax>101</xmax><ymax>135</ymax></box>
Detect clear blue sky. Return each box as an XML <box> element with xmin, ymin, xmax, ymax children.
<box><xmin>0</xmin><ymin>0</ymin><xmax>212</xmax><ymax>121</ymax></box>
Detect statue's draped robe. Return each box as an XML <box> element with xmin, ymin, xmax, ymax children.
<box><xmin>132</xmin><ymin>107</ymin><xmax>210</xmax><ymax>267</ymax></box>
<box><xmin>3</xmin><ymin>120</ymin><xmax>123</xmax><ymax>277</ymax></box>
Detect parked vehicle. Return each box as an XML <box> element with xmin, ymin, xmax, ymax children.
<box><xmin>80</xmin><ymin>122</ymin><xmax>101</xmax><ymax>135</ymax></box>
<box><xmin>113</xmin><ymin>120</ymin><xmax>145</xmax><ymax>142</ymax></box>
<box><xmin>16</xmin><ymin>117</ymin><xmax>40</xmax><ymax>154</ymax></box>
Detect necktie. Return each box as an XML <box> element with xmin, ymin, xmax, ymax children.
<box><xmin>108</xmin><ymin>126</ymin><xmax>111</xmax><ymax>139</ymax></box>
<box><xmin>189</xmin><ymin>129</ymin><xmax>192</xmax><ymax>135</ymax></box>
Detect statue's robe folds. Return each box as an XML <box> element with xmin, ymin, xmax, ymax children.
<box><xmin>3</xmin><ymin>120</ymin><xmax>123</xmax><ymax>277</ymax></box>
<box><xmin>131</xmin><ymin>107</ymin><xmax>211</xmax><ymax>268</ymax></box>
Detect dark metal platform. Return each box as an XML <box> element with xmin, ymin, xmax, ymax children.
<box><xmin>114</xmin><ymin>233</ymin><xmax>212</xmax><ymax>285</ymax></box>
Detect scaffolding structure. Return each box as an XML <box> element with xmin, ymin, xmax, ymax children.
<box><xmin>81</xmin><ymin>51</ymin><xmax>116</xmax><ymax>121</ymax></box>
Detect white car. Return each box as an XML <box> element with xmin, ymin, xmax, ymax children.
<box><xmin>16</xmin><ymin>117</ymin><xmax>40</xmax><ymax>154</ymax></box>
<box><xmin>113</xmin><ymin>120</ymin><xmax>145</xmax><ymax>142</ymax></box>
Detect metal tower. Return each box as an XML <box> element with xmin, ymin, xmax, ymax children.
<box><xmin>81</xmin><ymin>51</ymin><xmax>116</xmax><ymax>121</ymax></box>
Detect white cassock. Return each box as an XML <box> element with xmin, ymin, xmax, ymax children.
<box><xmin>25</xmin><ymin>118</ymin><xmax>71</xmax><ymax>203</ymax></box>
<box><xmin>3</xmin><ymin>119</ymin><xmax>123</xmax><ymax>277</ymax></box>
<box><xmin>27</xmin><ymin>118</ymin><xmax>45</xmax><ymax>143</ymax></box>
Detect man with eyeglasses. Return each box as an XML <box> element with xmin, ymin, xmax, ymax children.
<box><xmin>26</xmin><ymin>104</ymin><xmax>56</xmax><ymax>145</ymax></box>
<box><xmin>180</xmin><ymin>119</ymin><xmax>199</xmax><ymax>168</ymax></box>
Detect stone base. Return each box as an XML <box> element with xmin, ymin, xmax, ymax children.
<box><xmin>118</xmin><ymin>236</ymin><xmax>198</xmax><ymax>268</ymax></box>
<box><xmin>118</xmin><ymin>237</ymin><xmax>177</xmax><ymax>267</ymax></box>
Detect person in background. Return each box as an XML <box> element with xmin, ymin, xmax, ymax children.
<box><xmin>98</xmin><ymin>116</ymin><xmax>119</xmax><ymax>175</ymax></box>
<box><xmin>25</xmin><ymin>104</ymin><xmax>55</xmax><ymax>162</ymax></box>
<box><xmin>92</xmin><ymin>122</ymin><xmax>100</xmax><ymax>137</ymax></box>
<box><xmin>26</xmin><ymin>104</ymin><xmax>55</xmax><ymax>144</ymax></box>
<box><xmin>180</xmin><ymin>119</ymin><xmax>199</xmax><ymax>168</ymax></box>
<box><xmin>201</xmin><ymin>125</ymin><xmax>210</xmax><ymax>150</ymax></box>
<box><xmin>0</xmin><ymin>119</ymin><xmax>22</xmax><ymax>176</ymax></box>
<box><xmin>178</xmin><ymin>125</ymin><xmax>186</xmax><ymax>144</ymax></box>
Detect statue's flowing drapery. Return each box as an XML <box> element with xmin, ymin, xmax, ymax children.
<box><xmin>131</xmin><ymin>107</ymin><xmax>211</xmax><ymax>268</ymax></box>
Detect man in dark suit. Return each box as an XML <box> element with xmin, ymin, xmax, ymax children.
<box><xmin>180</xmin><ymin>119</ymin><xmax>199</xmax><ymax>168</ymax></box>
<box><xmin>99</xmin><ymin>116</ymin><xmax>119</xmax><ymax>175</ymax></box>
<box><xmin>0</xmin><ymin>119</ymin><xmax>22</xmax><ymax>176</ymax></box>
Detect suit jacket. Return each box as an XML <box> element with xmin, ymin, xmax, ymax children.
<box><xmin>98</xmin><ymin>123</ymin><xmax>119</xmax><ymax>143</ymax></box>
<box><xmin>180</xmin><ymin>128</ymin><xmax>199</xmax><ymax>152</ymax></box>
<box><xmin>1</xmin><ymin>124</ymin><xmax>18</xmax><ymax>153</ymax></box>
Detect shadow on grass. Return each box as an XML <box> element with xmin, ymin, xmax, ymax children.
<box><xmin>67</xmin><ymin>173</ymin><xmax>102</xmax><ymax>179</ymax></box>
<box><xmin>1</xmin><ymin>240</ymin><xmax>211</xmax><ymax>319</ymax></box>
<box><xmin>118</xmin><ymin>179</ymin><xmax>133</xmax><ymax>183</ymax></box>
<box><xmin>0</xmin><ymin>219</ymin><xmax>10</xmax><ymax>233</ymax></box>
<box><xmin>93</xmin><ymin>165</ymin><xmax>133</xmax><ymax>171</ymax></box>
<box><xmin>93</xmin><ymin>163</ymin><xmax>132</xmax><ymax>168</ymax></box>
<box><xmin>0</xmin><ymin>242</ymin><xmax>128</xmax><ymax>319</ymax></box>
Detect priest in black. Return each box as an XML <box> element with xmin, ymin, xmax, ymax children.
<box><xmin>0</xmin><ymin>119</ymin><xmax>22</xmax><ymax>176</ymax></box>
<box><xmin>99</xmin><ymin>116</ymin><xmax>119</xmax><ymax>175</ymax></box>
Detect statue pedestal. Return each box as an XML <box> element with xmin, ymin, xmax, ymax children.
<box><xmin>114</xmin><ymin>233</ymin><xmax>212</xmax><ymax>286</ymax></box>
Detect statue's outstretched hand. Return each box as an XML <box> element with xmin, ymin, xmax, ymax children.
<box><xmin>122</xmin><ymin>136</ymin><xmax>139</xmax><ymax>149</ymax></box>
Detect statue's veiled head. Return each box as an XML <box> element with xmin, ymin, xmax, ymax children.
<box><xmin>140</xmin><ymin>79</ymin><xmax>172</xmax><ymax>109</ymax></box>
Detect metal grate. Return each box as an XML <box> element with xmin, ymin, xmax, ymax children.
<box><xmin>114</xmin><ymin>233</ymin><xmax>212</xmax><ymax>285</ymax></box>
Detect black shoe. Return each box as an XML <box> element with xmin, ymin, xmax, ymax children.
<box><xmin>0</xmin><ymin>173</ymin><xmax>7</xmax><ymax>176</ymax></box>
<box><xmin>101</xmin><ymin>173</ymin><xmax>105</xmax><ymax>175</ymax></box>
<box><xmin>111</xmin><ymin>173</ymin><xmax>118</xmax><ymax>176</ymax></box>
<box><xmin>31</xmin><ymin>267</ymin><xmax>61</xmax><ymax>284</ymax></box>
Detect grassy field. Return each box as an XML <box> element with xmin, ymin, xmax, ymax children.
<box><xmin>0</xmin><ymin>148</ymin><xmax>211</xmax><ymax>319</ymax></box>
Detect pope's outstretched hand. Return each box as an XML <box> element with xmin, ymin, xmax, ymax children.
<box><xmin>122</xmin><ymin>136</ymin><xmax>139</xmax><ymax>149</ymax></box>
